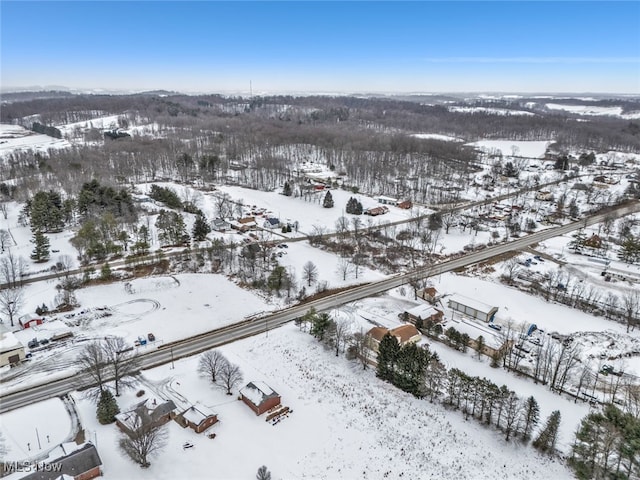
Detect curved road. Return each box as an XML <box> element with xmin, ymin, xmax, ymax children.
<box><xmin>1</xmin><ymin>200</ymin><xmax>639</xmax><ymax>413</ymax></box>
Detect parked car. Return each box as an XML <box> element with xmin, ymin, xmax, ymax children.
<box><xmin>488</xmin><ymin>323</ymin><xmax>502</xmax><ymax>331</ymax></box>
<box><xmin>148</xmin><ymin>333</ymin><xmax>155</xmax><ymax>342</ymax></box>
<box><xmin>28</xmin><ymin>338</ymin><xmax>38</xmax><ymax>349</ymax></box>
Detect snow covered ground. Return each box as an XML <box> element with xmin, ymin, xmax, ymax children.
<box><xmin>411</xmin><ymin>133</ymin><xmax>464</xmax><ymax>142</ymax></box>
<box><xmin>465</xmin><ymin>139</ymin><xmax>552</xmax><ymax>159</ymax></box>
<box><xmin>58</xmin><ymin>323</ymin><xmax>573</xmax><ymax>479</ymax></box>
<box><xmin>0</xmin><ymin>124</ymin><xmax>72</xmax><ymax>158</ymax></box>
<box><xmin>546</xmin><ymin>103</ymin><xmax>640</xmax><ymax>119</ymax></box>
<box><xmin>449</xmin><ymin>106</ymin><xmax>535</xmax><ymax>116</ymax></box>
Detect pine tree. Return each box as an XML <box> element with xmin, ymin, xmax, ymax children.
<box><xmin>521</xmin><ymin>396</ymin><xmax>540</xmax><ymax>441</ymax></box>
<box><xmin>256</xmin><ymin>466</ymin><xmax>272</xmax><ymax>480</ymax></box>
<box><xmin>283</xmin><ymin>182</ymin><xmax>292</xmax><ymax>196</ymax></box>
<box><xmin>533</xmin><ymin>410</ymin><xmax>561</xmax><ymax>454</ymax></box>
<box><xmin>97</xmin><ymin>389</ymin><xmax>120</xmax><ymax>424</ymax></box>
<box><xmin>376</xmin><ymin>333</ymin><xmax>400</xmax><ymax>382</ymax></box>
<box><xmin>310</xmin><ymin>313</ymin><xmax>331</xmax><ymax>341</ymax></box>
<box><xmin>30</xmin><ymin>229</ymin><xmax>50</xmax><ymax>263</ymax></box>
<box><xmin>192</xmin><ymin>214</ymin><xmax>211</xmax><ymax>242</ymax></box>
<box><xmin>323</xmin><ymin>190</ymin><xmax>334</xmax><ymax>208</ymax></box>
<box><xmin>100</xmin><ymin>262</ymin><xmax>112</xmax><ymax>281</ymax></box>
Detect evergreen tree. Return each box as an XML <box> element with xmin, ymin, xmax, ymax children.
<box><xmin>428</xmin><ymin>212</ymin><xmax>443</xmax><ymax>231</ymax></box>
<box><xmin>569</xmin><ymin>229</ymin><xmax>587</xmax><ymax>253</ymax></box>
<box><xmin>155</xmin><ymin>210</ymin><xmax>188</xmax><ymax>246</ymax></box>
<box><xmin>97</xmin><ymin>389</ymin><xmax>120</xmax><ymax>424</ymax></box>
<box><xmin>533</xmin><ymin>410</ymin><xmax>561</xmax><ymax>454</ymax></box>
<box><xmin>310</xmin><ymin>313</ymin><xmax>331</xmax><ymax>340</ymax></box>
<box><xmin>192</xmin><ymin>214</ymin><xmax>211</xmax><ymax>242</ymax></box>
<box><xmin>323</xmin><ymin>190</ymin><xmax>334</xmax><ymax>208</ymax></box>
<box><xmin>282</xmin><ymin>182</ymin><xmax>292</xmax><ymax>196</ymax></box>
<box><xmin>521</xmin><ymin>396</ymin><xmax>540</xmax><ymax>441</ymax></box>
<box><xmin>256</xmin><ymin>466</ymin><xmax>272</xmax><ymax>480</ymax></box>
<box><xmin>100</xmin><ymin>262</ymin><xmax>112</xmax><ymax>281</ymax></box>
<box><xmin>30</xmin><ymin>229</ymin><xmax>50</xmax><ymax>263</ymax></box>
<box><xmin>376</xmin><ymin>333</ymin><xmax>400</xmax><ymax>382</ymax></box>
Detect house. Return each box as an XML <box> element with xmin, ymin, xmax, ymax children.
<box><xmin>535</xmin><ymin>190</ymin><xmax>553</xmax><ymax>201</ymax></box>
<box><xmin>0</xmin><ymin>324</ymin><xmax>25</xmax><ymax>367</ymax></box>
<box><xmin>448</xmin><ymin>320</ymin><xmax>512</xmax><ymax>359</ymax></box>
<box><xmin>448</xmin><ymin>294</ymin><xmax>499</xmax><ymax>323</ymax></box>
<box><xmin>21</xmin><ymin>443</ymin><xmax>102</xmax><ymax>480</ymax></box>
<box><xmin>397</xmin><ymin>200</ymin><xmax>413</xmax><ymax>209</ymax></box>
<box><xmin>240</xmin><ymin>381</ymin><xmax>281</xmax><ymax>415</ymax></box>
<box><xmin>263</xmin><ymin>217</ymin><xmax>280</xmax><ymax>229</ymax></box>
<box><xmin>366</xmin><ymin>324</ymin><xmax>422</xmax><ymax>352</ymax></box>
<box><xmin>364</xmin><ymin>206</ymin><xmax>389</xmax><ymax>216</ymax></box>
<box><xmin>584</xmin><ymin>234</ymin><xmax>603</xmax><ymax>249</ymax></box>
<box><xmin>212</xmin><ymin>218</ymin><xmax>231</xmax><ymax>232</ymax></box>
<box><xmin>175</xmin><ymin>403</ymin><xmax>218</xmax><ymax>433</ymax></box>
<box><xmin>18</xmin><ymin>314</ymin><xmax>45</xmax><ymax>329</ymax></box>
<box><xmin>420</xmin><ymin>287</ymin><xmax>438</xmax><ymax>303</ymax></box>
<box><xmin>230</xmin><ymin>217</ymin><xmax>256</xmax><ymax>232</ymax></box>
<box><xmin>115</xmin><ymin>399</ymin><xmax>177</xmax><ymax>436</ymax></box>
<box><xmin>405</xmin><ymin>304</ymin><xmax>444</xmax><ymax>325</ymax></box>
<box><xmin>377</xmin><ymin>195</ymin><xmax>398</xmax><ymax>206</ymax></box>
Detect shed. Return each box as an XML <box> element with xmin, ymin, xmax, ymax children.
<box><xmin>377</xmin><ymin>195</ymin><xmax>398</xmax><ymax>206</ymax></box>
<box><xmin>0</xmin><ymin>324</ymin><xmax>25</xmax><ymax>367</ymax></box>
<box><xmin>177</xmin><ymin>403</ymin><xmax>218</xmax><ymax>433</ymax></box>
<box><xmin>447</xmin><ymin>294</ymin><xmax>499</xmax><ymax>323</ymax></box>
<box><xmin>420</xmin><ymin>287</ymin><xmax>438</xmax><ymax>303</ymax></box>
<box><xmin>240</xmin><ymin>381</ymin><xmax>281</xmax><ymax>416</ymax></box>
<box><xmin>21</xmin><ymin>442</ymin><xmax>102</xmax><ymax>480</ymax></box>
<box><xmin>18</xmin><ymin>314</ymin><xmax>45</xmax><ymax>329</ymax></box>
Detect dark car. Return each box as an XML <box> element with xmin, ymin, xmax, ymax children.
<box><xmin>148</xmin><ymin>333</ymin><xmax>156</xmax><ymax>342</ymax></box>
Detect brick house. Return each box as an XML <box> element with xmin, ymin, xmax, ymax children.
<box><xmin>420</xmin><ymin>287</ymin><xmax>438</xmax><ymax>303</ymax></box>
<box><xmin>115</xmin><ymin>399</ymin><xmax>176</xmax><ymax>437</ymax></box>
<box><xmin>240</xmin><ymin>381</ymin><xmax>281</xmax><ymax>415</ymax></box>
<box><xmin>175</xmin><ymin>404</ymin><xmax>218</xmax><ymax>433</ymax></box>
<box><xmin>21</xmin><ymin>443</ymin><xmax>102</xmax><ymax>480</ymax></box>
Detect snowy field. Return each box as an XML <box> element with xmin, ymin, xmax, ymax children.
<box><xmin>465</xmin><ymin>139</ymin><xmax>552</xmax><ymax>158</ymax></box>
<box><xmin>546</xmin><ymin>103</ymin><xmax>640</xmax><ymax>119</ymax></box>
<box><xmin>0</xmin><ymin>124</ymin><xmax>72</xmax><ymax>158</ymax></box>
<box><xmin>411</xmin><ymin>133</ymin><xmax>464</xmax><ymax>142</ymax></box>
<box><xmin>59</xmin><ymin>323</ymin><xmax>573</xmax><ymax>480</ymax></box>
<box><xmin>449</xmin><ymin>106</ymin><xmax>535</xmax><ymax>116</ymax></box>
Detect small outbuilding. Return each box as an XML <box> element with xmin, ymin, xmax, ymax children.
<box><xmin>18</xmin><ymin>314</ymin><xmax>45</xmax><ymax>329</ymax></box>
<box><xmin>0</xmin><ymin>324</ymin><xmax>25</xmax><ymax>367</ymax></box>
<box><xmin>176</xmin><ymin>403</ymin><xmax>218</xmax><ymax>433</ymax></box>
<box><xmin>240</xmin><ymin>381</ymin><xmax>281</xmax><ymax>416</ymax></box>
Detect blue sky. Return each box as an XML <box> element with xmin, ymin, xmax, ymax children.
<box><xmin>2</xmin><ymin>1</ymin><xmax>639</xmax><ymax>94</ymax></box>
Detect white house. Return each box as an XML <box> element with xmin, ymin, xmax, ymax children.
<box><xmin>0</xmin><ymin>324</ymin><xmax>26</xmax><ymax>367</ymax></box>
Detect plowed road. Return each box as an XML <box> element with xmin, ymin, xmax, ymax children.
<box><xmin>1</xmin><ymin>201</ymin><xmax>638</xmax><ymax>413</ymax></box>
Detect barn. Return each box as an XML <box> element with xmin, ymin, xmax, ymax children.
<box><xmin>447</xmin><ymin>294</ymin><xmax>499</xmax><ymax>323</ymax></box>
<box><xmin>240</xmin><ymin>381</ymin><xmax>281</xmax><ymax>416</ymax></box>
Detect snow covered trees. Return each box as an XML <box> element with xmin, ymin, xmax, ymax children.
<box><xmin>302</xmin><ymin>261</ymin><xmax>318</xmax><ymax>286</ymax></box>
<box><xmin>155</xmin><ymin>210</ymin><xmax>189</xmax><ymax>246</ymax></box>
<box><xmin>30</xmin><ymin>229</ymin><xmax>50</xmax><ymax>262</ymax></box>
<box><xmin>345</xmin><ymin>197</ymin><xmax>363</xmax><ymax>215</ymax></box>
<box><xmin>533</xmin><ymin>410</ymin><xmax>561</xmax><ymax>454</ymax></box>
<box><xmin>192</xmin><ymin>213</ymin><xmax>211</xmax><ymax>242</ymax></box>
<box><xmin>97</xmin><ymin>389</ymin><xmax>120</xmax><ymax>424</ymax></box>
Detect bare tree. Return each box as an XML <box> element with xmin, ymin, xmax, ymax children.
<box><xmin>301</xmin><ymin>261</ymin><xmax>318</xmax><ymax>287</ymax></box>
<box><xmin>219</xmin><ymin>362</ymin><xmax>243</xmax><ymax>395</ymax></box>
<box><xmin>198</xmin><ymin>350</ymin><xmax>228</xmax><ymax>383</ymax></box>
<box><xmin>336</xmin><ymin>256</ymin><xmax>353</xmax><ymax>281</ymax></box>
<box><xmin>77</xmin><ymin>341</ymin><xmax>109</xmax><ymax>401</ymax></box>
<box><xmin>103</xmin><ymin>336</ymin><xmax>141</xmax><ymax>396</ymax></box>
<box><xmin>0</xmin><ymin>230</ymin><xmax>10</xmax><ymax>253</ymax></box>
<box><xmin>350</xmin><ymin>329</ymin><xmax>372</xmax><ymax>369</ymax></box>
<box><xmin>501</xmin><ymin>257</ymin><xmax>522</xmax><ymax>283</ymax></box>
<box><xmin>622</xmin><ymin>291</ymin><xmax>640</xmax><ymax>333</ymax></box>
<box><xmin>0</xmin><ymin>287</ymin><xmax>23</xmax><ymax>327</ymax></box>
<box><xmin>0</xmin><ymin>251</ymin><xmax>26</xmax><ymax>288</ymax></box>
<box><xmin>331</xmin><ymin>318</ymin><xmax>352</xmax><ymax>357</ymax></box>
<box><xmin>119</xmin><ymin>413</ymin><xmax>169</xmax><ymax>468</ymax></box>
